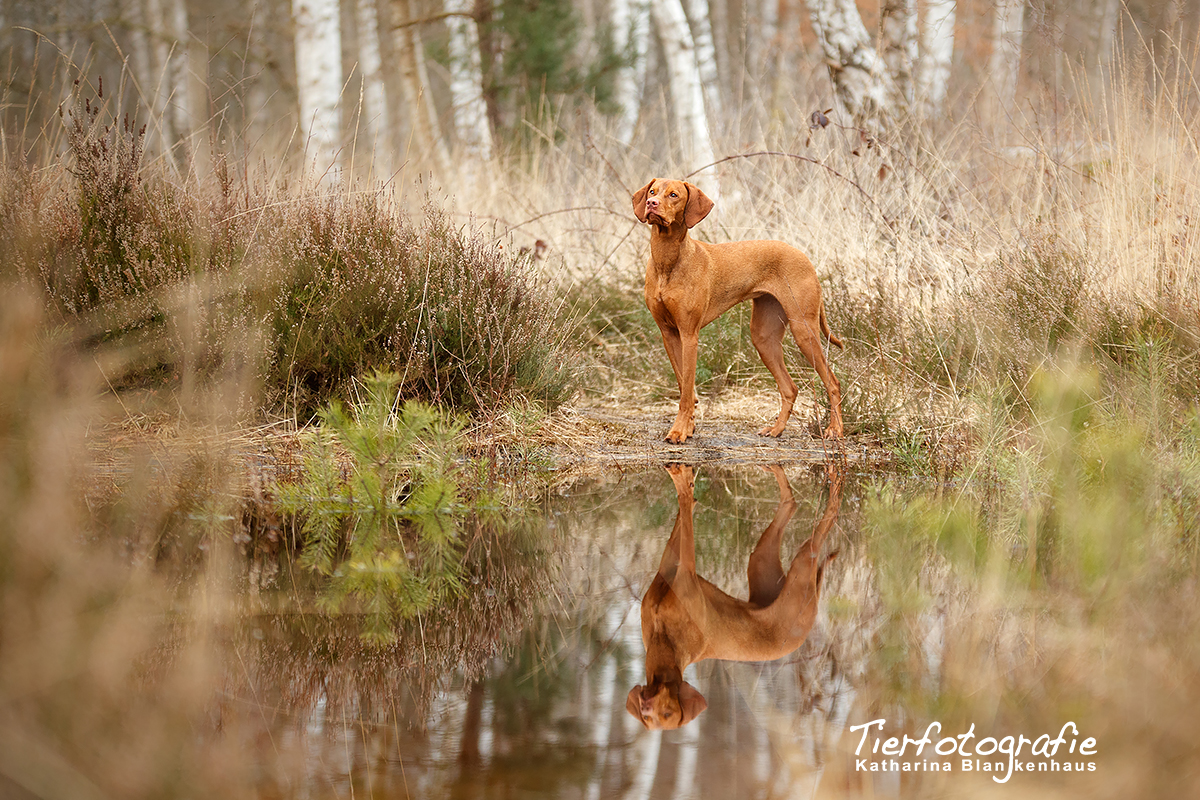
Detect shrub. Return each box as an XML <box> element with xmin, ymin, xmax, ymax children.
<box><xmin>44</xmin><ymin>82</ymin><xmax>195</xmax><ymax>316</ymax></box>
<box><xmin>3</xmin><ymin>83</ymin><xmax>578</xmax><ymax>420</ymax></box>
<box><xmin>261</xmin><ymin>200</ymin><xmax>576</xmax><ymax>418</ymax></box>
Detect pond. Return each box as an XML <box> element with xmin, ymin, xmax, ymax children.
<box><xmin>226</xmin><ymin>462</ymin><xmax>1035</xmax><ymax>799</ymax></box>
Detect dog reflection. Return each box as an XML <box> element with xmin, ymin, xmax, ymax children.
<box><xmin>626</xmin><ymin>463</ymin><xmax>842</xmax><ymax>730</ymax></box>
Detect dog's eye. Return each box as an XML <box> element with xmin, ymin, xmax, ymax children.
<box><xmin>669</xmin><ymin>192</ymin><xmax>678</xmax><ymax>197</ymax></box>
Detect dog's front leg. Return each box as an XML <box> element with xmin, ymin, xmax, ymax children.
<box><xmin>666</xmin><ymin>329</ymin><xmax>700</xmax><ymax>443</ymax></box>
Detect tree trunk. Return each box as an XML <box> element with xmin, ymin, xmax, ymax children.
<box><xmin>389</xmin><ymin>0</ymin><xmax>451</xmax><ymax>175</ymax></box>
<box><xmin>990</xmin><ymin>0</ymin><xmax>1025</xmax><ymax>119</ymax></box>
<box><xmin>610</xmin><ymin>0</ymin><xmax>649</xmax><ymax>144</ymax></box>
<box><xmin>130</xmin><ymin>3</ymin><xmax>154</xmax><ymax>149</ymax></box>
<box><xmin>145</xmin><ymin>0</ymin><xmax>192</xmax><ymax>168</ymax></box>
<box><xmin>880</xmin><ymin>0</ymin><xmax>917</xmax><ymax>105</ymax></box>
<box><xmin>807</xmin><ymin>0</ymin><xmax>901</xmax><ymax>126</ymax></box>
<box><xmin>583</xmin><ymin>607</ymin><xmax>624</xmax><ymax>800</ymax></box>
<box><xmin>685</xmin><ymin>0</ymin><xmax>722</xmax><ymax>121</ymax></box>
<box><xmin>293</xmin><ymin>0</ymin><xmax>343</xmax><ymax>180</ymax></box>
<box><xmin>650</xmin><ymin>0</ymin><xmax>717</xmax><ymax>188</ymax></box>
<box><xmin>708</xmin><ymin>0</ymin><xmax>731</xmax><ymax>110</ymax></box>
<box><xmin>673</xmin><ymin>719</ymin><xmax>700</xmax><ymax>797</ymax></box>
<box><xmin>354</xmin><ymin>0</ymin><xmax>391</xmax><ymax>175</ymax></box>
<box><xmin>917</xmin><ymin>0</ymin><xmax>955</xmax><ymax>116</ymax></box>
<box><xmin>474</xmin><ymin>0</ymin><xmax>503</xmax><ymax>138</ymax></box>
<box><xmin>444</xmin><ymin>0</ymin><xmax>493</xmax><ymax>160</ymax></box>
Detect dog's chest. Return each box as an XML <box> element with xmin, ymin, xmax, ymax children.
<box><xmin>645</xmin><ymin>272</ymin><xmax>696</xmax><ymax>327</ymax></box>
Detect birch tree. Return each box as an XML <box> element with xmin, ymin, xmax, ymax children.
<box><xmin>145</xmin><ymin>0</ymin><xmax>191</xmax><ymax>165</ymax></box>
<box><xmin>806</xmin><ymin>0</ymin><xmax>902</xmax><ymax>126</ymax></box>
<box><xmin>389</xmin><ymin>0</ymin><xmax>451</xmax><ymax>175</ymax></box>
<box><xmin>610</xmin><ymin>0</ymin><xmax>649</xmax><ymax>144</ymax></box>
<box><xmin>444</xmin><ymin>0</ymin><xmax>493</xmax><ymax>160</ymax></box>
<box><xmin>354</xmin><ymin>0</ymin><xmax>391</xmax><ymax>174</ymax></box>
<box><xmin>650</xmin><ymin>0</ymin><xmax>716</xmax><ymax>187</ymax></box>
<box><xmin>990</xmin><ymin>0</ymin><xmax>1025</xmax><ymax>118</ymax></box>
<box><xmin>685</xmin><ymin>0</ymin><xmax>722</xmax><ymax>121</ymax></box>
<box><xmin>293</xmin><ymin>0</ymin><xmax>343</xmax><ymax>179</ymax></box>
<box><xmin>880</xmin><ymin>0</ymin><xmax>917</xmax><ymax>105</ymax></box>
<box><xmin>917</xmin><ymin>0</ymin><xmax>955</xmax><ymax>116</ymax></box>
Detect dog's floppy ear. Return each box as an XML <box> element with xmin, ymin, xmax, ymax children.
<box><xmin>678</xmin><ymin>681</ymin><xmax>708</xmax><ymax>725</ymax></box>
<box><xmin>632</xmin><ymin>181</ymin><xmax>654</xmax><ymax>223</ymax></box>
<box><xmin>683</xmin><ymin>183</ymin><xmax>714</xmax><ymax>228</ymax></box>
<box><xmin>626</xmin><ymin>685</ymin><xmax>649</xmax><ymax>727</ymax></box>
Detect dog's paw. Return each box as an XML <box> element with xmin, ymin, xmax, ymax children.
<box><xmin>821</xmin><ymin>424</ymin><xmax>845</xmax><ymax>440</ymax></box>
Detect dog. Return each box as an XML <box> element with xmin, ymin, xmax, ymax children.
<box><xmin>632</xmin><ymin>178</ymin><xmax>845</xmax><ymax>442</ymax></box>
<box><xmin>626</xmin><ymin>462</ymin><xmax>842</xmax><ymax>730</ymax></box>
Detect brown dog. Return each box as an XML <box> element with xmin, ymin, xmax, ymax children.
<box><xmin>633</xmin><ymin>178</ymin><xmax>845</xmax><ymax>442</ymax></box>
<box><xmin>626</xmin><ymin>463</ymin><xmax>842</xmax><ymax>730</ymax></box>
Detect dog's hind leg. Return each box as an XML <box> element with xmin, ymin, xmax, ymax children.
<box><xmin>788</xmin><ymin>316</ymin><xmax>844</xmax><ymax>439</ymax></box>
<box><xmin>750</xmin><ymin>295</ymin><xmax>799</xmax><ymax>437</ymax></box>
<box><xmin>747</xmin><ymin>466</ymin><xmax>799</xmax><ymax>607</ymax></box>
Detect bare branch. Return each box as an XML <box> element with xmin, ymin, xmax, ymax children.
<box><xmin>391</xmin><ymin>11</ymin><xmax>475</xmax><ymax>31</ymax></box>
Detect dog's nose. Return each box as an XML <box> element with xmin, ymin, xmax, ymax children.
<box><xmin>646</xmin><ymin>198</ymin><xmax>658</xmax><ymax>209</ymax></box>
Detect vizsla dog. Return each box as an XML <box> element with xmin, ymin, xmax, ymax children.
<box><xmin>633</xmin><ymin>179</ymin><xmax>845</xmax><ymax>442</ymax></box>
<box><xmin>626</xmin><ymin>463</ymin><xmax>842</xmax><ymax>730</ymax></box>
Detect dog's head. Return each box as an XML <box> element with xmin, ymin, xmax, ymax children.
<box><xmin>625</xmin><ymin>679</ymin><xmax>708</xmax><ymax>730</ymax></box>
<box><xmin>632</xmin><ymin>179</ymin><xmax>714</xmax><ymax>229</ymax></box>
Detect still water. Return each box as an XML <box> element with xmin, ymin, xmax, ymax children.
<box><xmin>236</xmin><ymin>463</ymin><xmax>898</xmax><ymax>799</ymax></box>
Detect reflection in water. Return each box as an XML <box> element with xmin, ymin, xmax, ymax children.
<box><xmin>238</xmin><ymin>466</ymin><xmax>861</xmax><ymax>799</ymax></box>
<box><xmin>628</xmin><ymin>464</ymin><xmax>843</xmax><ymax>730</ymax></box>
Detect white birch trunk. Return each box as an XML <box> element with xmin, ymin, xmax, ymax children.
<box><xmin>685</xmin><ymin>0</ymin><xmax>722</xmax><ymax>121</ymax></box>
<box><xmin>917</xmin><ymin>0</ymin><xmax>955</xmax><ymax>116</ymax></box>
<box><xmin>354</xmin><ymin>0</ymin><xmax>390</xmax><ymax>174</ymax></box>
<box><xmin>880</xmin><ymin>0</ymin><xmax>917</xmax><ymax>105</ymax></box>
<box><xmin>167</xmin><ymin>0</ymin><xmax>189</xmax><ymax>138</ymax></box>
<box><xmin>990</xmin><ymin>0</ymin><xmax>1025</xmax><ymax>117</ymax></box>
<box><xmin>129</xmin><ymin>7</ymin><xmax>156</xmax><ymax>157</ymax></box>
<box><xmin>293</xmin><ymin>0</ymin><xmax>343</xmax><ymax>180</ymax></box>
<box><xmin>708</xmin><ymin>0</ymin><xmax>731</xmax><ymax>108</ymax></box>
<box><xmin>807</xmin><ymin>0</ymin><xmax>900</xmax><ymax>125</ymax></box>
<box><xmin>584</xmin><ymin>605</ymin><xmax>625</xmax><ymax>800</ymax></box>
<box><xmin>145</xmin><ymin>0</ymin><xmax>191</xmax><ymax>165</ymax></box>
<box><xmin>673</xmin><ymin>718</ymin><xmax>700</xmax><ymax>797</ymax></box>
<box><xmin>650</xmin><ymin>0</ymin><xmax>717</xmax><ymax>193</ymax></box>
<box><xmin>624</xmin><ymin>722</ymin><xmax>661</xmax><ymax>800</ymax></box>
<box><xmin>611</xmin><ymin>0</ymin><xmax>649</xmax><ymax>144</ymax></box>
<box><xmin>444</xmin><ymin>0</ymin><xmax>493</xmax><ymax>160</ymax></box>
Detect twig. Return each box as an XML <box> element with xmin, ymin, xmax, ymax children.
<box><xmin>686</xmin><ymin>151</ymin><xmax>896</xmax><ymax>235</ymax></box>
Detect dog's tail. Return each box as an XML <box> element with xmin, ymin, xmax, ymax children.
<box><xmin>819</xmin><ymin>302</ymin><xmax>844</xmax><ymax>349</ymax></box>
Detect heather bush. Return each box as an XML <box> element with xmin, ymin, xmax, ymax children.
<box><xmin>260</xmin><ymin>197</ymin><xmax>576</xmax><ymax>419</ymax></box>
<box><xmin>0</xmin><ymin>84</ymin><xmax>577</xmax><ymax>420</ymax></box>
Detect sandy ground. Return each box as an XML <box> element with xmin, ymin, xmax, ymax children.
<box><xmin>539</xmin><ymin>388</ymin><xmax>885</xmax><ymax>471</ymax></box>
<box><xmin>84</xmin><ymin>388</ymin><xmax>889</xmax><ymax>505</ymax></box>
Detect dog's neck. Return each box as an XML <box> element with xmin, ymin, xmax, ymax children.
<box><xmin>644</xmin><ymin>625</ymin><xmax>696</xmax><ymax>678</ymax></box>
<box><xmin>643</xmin><ymin>658</ymin><xmax>685</xmax><ymax>689</ymax></box>
<box><xmin>648</xmin><ymin>221</ymin><xmax>691</xmax><ymax>275</ymax></box>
